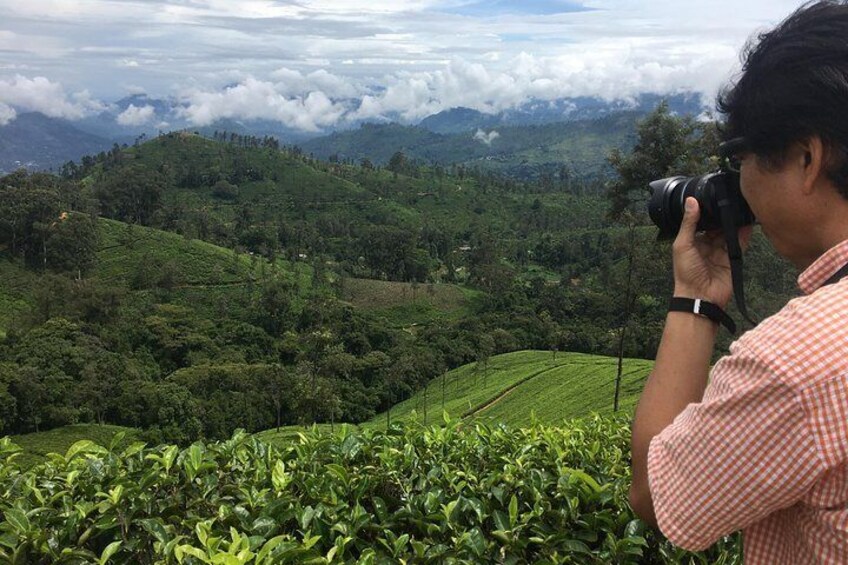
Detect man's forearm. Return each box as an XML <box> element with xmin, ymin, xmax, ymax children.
<box><xmin>629</xmin><ymin>311</ymin><xmax>718</xmax><ymax>525</ymax></box>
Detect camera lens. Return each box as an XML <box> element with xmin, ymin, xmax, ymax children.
<box><xmin>647</xmin><ymin>172</ymin><xmax>753</xmax><ymax>238</ymax></box>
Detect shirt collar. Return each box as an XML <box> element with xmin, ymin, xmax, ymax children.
<box><xmin>798</xmin><ymin>238</ymin><xmax>848</xmax><ymax>294</ymax></box>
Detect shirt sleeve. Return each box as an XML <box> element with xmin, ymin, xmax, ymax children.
<box><xmin>646</xmin><ymin>344</ymin><xmax>826</xmax><ymax>551</ymax></box>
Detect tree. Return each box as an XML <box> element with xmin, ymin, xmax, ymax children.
<box><xmin>387</xmin><ymin>151</ymin><xmax>408</xmax><ymax>176</ymax></box>
<box><xmin>606</xmin><ymin>101</ymin><xmax>717</xmax><ymax>222</ymax></box>
<box><xmin>212</xmin><ymin>180</ymin><xmax>239</xmax><ymax>200</ymax></box>
<box><xmin>475</xmin><ymin>334</ymin><xmax>495</xmax><ymax>389</ymax></box>
<box><xmin>5</xmin><ymin>365</ymin><xmax>47</xmax><ymax>433</ymax></box>
<box><xmin>94</xmin><ymin>165</ymin><xmax>166</xmax><ymax>225</ymax></box>
<box><xmin>612</xmin><ymin>217</ymin><xmax>641</xmax><ymax>412</ymax></box>
<box><xmin>0</xmin><ymin>363</ymin><xmax>20</xmax><ymax>433</ymax></box>
<box><xmin>76</xmin><ymin>354</ymin><xmax>125</xmax><ymax>425</ymax></box>
<box><xmin>604</xmin><ymin>101</ymin><xmax>712</xmax><ymax>406</ymax></box>
<box><xmin>251</xmin><ymin>275</ymin><xmax>296</xmax><ymax>337</ymax></box>
<box><xmin>0</xmin><ymin>179</ymin><xmax>62</xmax><ymax>267</ymax></box>
<box><xmin>292</xmin><ymin>360</ymin><xmax>341</xmax><ymax>426</ymax></box>
<box><xmin>45</xmin><ymin>213</ymin><xmax>99</xmax><ymax>276</ymax></box>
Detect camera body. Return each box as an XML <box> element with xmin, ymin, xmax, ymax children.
<box><xmin>648</xmin><ymin>171</ymin><xmax>755</xmax><ymax>239</ymax></box>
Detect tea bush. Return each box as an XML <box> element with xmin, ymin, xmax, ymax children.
<box><xmin>0</xmin><ymin>415</ymin><xmax>740</xmax><ymax>563</ymax></box>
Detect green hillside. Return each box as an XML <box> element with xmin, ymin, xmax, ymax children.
<box><xmin>9</xmin><ymin>424</ymin><xmax>137</xmax><ymax>468</ymax></box>
<box><xmin>0</xmin><ymin>216</ymin><xmax>311</xmax><ymax>334</ymax></box>
<box><xmin>0</xmin><ymin>212</ymin><xmax>488</xmax><ymax>335</ymax></box>
<box><xmin>96</xmin><ymin>216</ymin><xmax>262</xmax><ymax>286</ymax></box>
<box><xmin>258</xmin><ymin>350</ymin><xmax>652</xmax><ymax>447</ymax></box>
<box><xmin>373</xmin><ymin>350</ymin><xmax>651</xmax><ymax>426</ymax></box>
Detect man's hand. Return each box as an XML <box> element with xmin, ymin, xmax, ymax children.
<box><xmin>672</xmin><ymin>197</ymin><xmax>753</xmax><ymax>309</ymax></box>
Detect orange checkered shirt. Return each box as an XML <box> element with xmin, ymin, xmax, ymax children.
<box><xmin>648</xmin><ymin>238</ymin><xmax>848</xmax><ymax>564</ymax></box>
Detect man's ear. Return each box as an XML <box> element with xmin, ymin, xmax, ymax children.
<box><xmin>800</xmin><ymin>136</ymin><xmax>826</xmax><ymax>195</ymax></box>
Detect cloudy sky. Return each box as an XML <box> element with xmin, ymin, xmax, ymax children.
<box><xmin>0</xmin><ymin>0</ymin><xmax>804</xmax><ymax>130</ymax></box>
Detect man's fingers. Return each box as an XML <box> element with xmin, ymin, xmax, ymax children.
<box><xmin>673</xmin><ymin>197</ymin><xmax>700</xmax><ymax>249</ymax></box>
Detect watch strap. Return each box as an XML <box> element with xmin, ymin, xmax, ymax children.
<box><xmin>668</xmin><ymin>297</ymin><xmax>737</xmax><ymax>335</ymax></box>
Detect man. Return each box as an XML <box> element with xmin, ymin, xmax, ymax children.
<box><xmin>629</xmin><ymin>1</ymin><xmax>848</xmax><ymax>562</ymax></box>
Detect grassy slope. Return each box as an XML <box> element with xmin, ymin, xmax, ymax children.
<box><xmin>375</xmin><ymin>350</ymin><xmax>651</xmax><ymax>427</ymax></box>
<box><xmin>340</xmin><ymin>278</ymin><xmax>484</xmax><ymax>327</ymax></box>
<box><xmin>0</xmin><ymin>217</ymin><xmax>312</xmax><ymax>334</ymax></box>
<box><xmin>468</xmin><ymin>354</ymin><xmax>651</xmax><ymax>426</ymax></box>
<box><xmin>8</xmin><ymin>424</ymin><xmax>137</xmax><ymax>468</ymax></box>
<box><xmin>259</xmin><ymin>350</ymin><xmax>652</xmax><ymax>447</ymax></box>
<box><xmin>96</xmin><ymin>217</ymin><xmax>259</xmax><ymax>286</ymax></box>
<box><xmin>95</xmin><ymin>217</ymin><xmax>316</xmax><ymax>319</ymax></box>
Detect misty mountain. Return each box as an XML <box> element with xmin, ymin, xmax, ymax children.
<box><xmin>300</xmin><ymin>112</ymin><xmax>641</xmax><ymax>183</ymax></box>
<box><xmin>418</xmin><ymin>92</ymin><xmax>705</xmax><ymax>134</ymax></box>
<box><xmin>1</xmin><ymin>91</ymin><xmax>704</xmax><ymax>176</ymax></box>
<box><xmin>0</xmin><ymin>112</ymin><xmax>113</xmax><ymax>175</ymax></box>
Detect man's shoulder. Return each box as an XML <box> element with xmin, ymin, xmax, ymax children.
<box><xmin>732</xmin><ymin>281</ymin><xmax>848</xmax><ymax>389</ymax></box>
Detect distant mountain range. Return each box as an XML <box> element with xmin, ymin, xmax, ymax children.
<box><xmin>0</xmin><ymin>113</ymin><xmax>112</xmax><ymax>174</ymax></box>
<box><xmin>0</xmin><ymin>91</ymin><xmax>704</xmax><ymax>176</ymax></box>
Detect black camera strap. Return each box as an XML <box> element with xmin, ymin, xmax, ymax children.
<box><xmin>716</xmin><ymin>184</ymin><xmax>759</xmax><ymax>331</ymax></box>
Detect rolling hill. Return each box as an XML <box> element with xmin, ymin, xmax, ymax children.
<box><xmin>257</xmin><ymin>350</ymin><xmax>652</xmax><ymax>446</ymax></box>
<box><xmin>0</xmin><ymin>212</ymin><xmax>482</xmax><ymax>335</ymax></box>
<box><xmin>369</xmin><ymin>350</ymin><xmax>651</xmax><ymax>427</ymax></box>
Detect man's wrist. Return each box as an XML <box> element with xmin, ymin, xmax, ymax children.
<box><xmin>668</xmin><ymin>296</ymin><xmax>735</xmax><ymax>334</ymax></box>
<box><xmin>673</xmin><ymin>286</ymin><xmax>730</xmax><ymax>310</ymax></box>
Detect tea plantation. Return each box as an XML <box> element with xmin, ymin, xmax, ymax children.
<box><xmin>0</xmin><ymin>417</ymin><xmax>741</xmax><ymax>564</ymax></box>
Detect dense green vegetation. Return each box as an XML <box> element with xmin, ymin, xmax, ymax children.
<box><xmin>0</xmin><ymin>416</ymin><xmax>740</xmax><ymax>563</ymax></box>
<box><xmin>0</xmin><ymin>104</ymin><xmax>798</xmax><ymax>447</ymax></box>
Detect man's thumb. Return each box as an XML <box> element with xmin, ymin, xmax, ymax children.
<box><xmin>680</xmin><ymin>197</ymin><xmax>700</xmax><ymax>232</ymax></box>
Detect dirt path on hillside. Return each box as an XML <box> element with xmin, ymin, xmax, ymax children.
<box><xmin>462</xmin><ymin>360</ymin><xmax>607</xmax><ymax>420</ymax></box>
<box><xmin>462</xmin><ymin>364</ymin><xmax>563</xmax><ymax>419</ymax></box>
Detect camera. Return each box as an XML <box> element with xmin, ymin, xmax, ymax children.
<box><xmin>647</xmin><ymin>171</ymin><xmax>755</xmax><ymax>240</ymax></box>
<box><xmin>646</xmin><ymin>137</ymin><xmax>759</xmax><ymax>331</ymax></box>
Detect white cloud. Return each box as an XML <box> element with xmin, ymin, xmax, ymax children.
<box><xmin>179</xmin><ymin>77</ymin><xmax>348</xmax><ymax>131</ymax></box>
<box><xmin>0</xmin><ymin>1</ymin><xmax>809</xmax><ymax>128</ymax></box>
<box><xmin>117</xmin><ymin>104</ymin><xmax>156</xmax><ymax>126</ymax></box>
<box><xmin>269</xmin><ymin>68</ymin><xmax>361</xmax><ymax>99</ymax></box>
<box><xmin>0</xmin><ymin>103</ymin><xmax>16</xmax><ymax>126</ymax></box>
<box><xmin>474</xmin><ymin>129</ymin><xmax>500</xmax><ymax>145</ymax></box>
<box><xmin>0</xmin><ymin>75</ymin><xmax>106</xmax><ymax>120</ymax></box>
<box><xmin>176</xmin><ymin>42</ymin><xmax>736</xmax><ymax>130</ymax></box>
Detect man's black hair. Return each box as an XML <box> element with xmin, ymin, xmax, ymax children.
<box><xmin>717</xmin><ymin>0</ymin><xmax>848</xmax><ymax>198</ymax></box>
